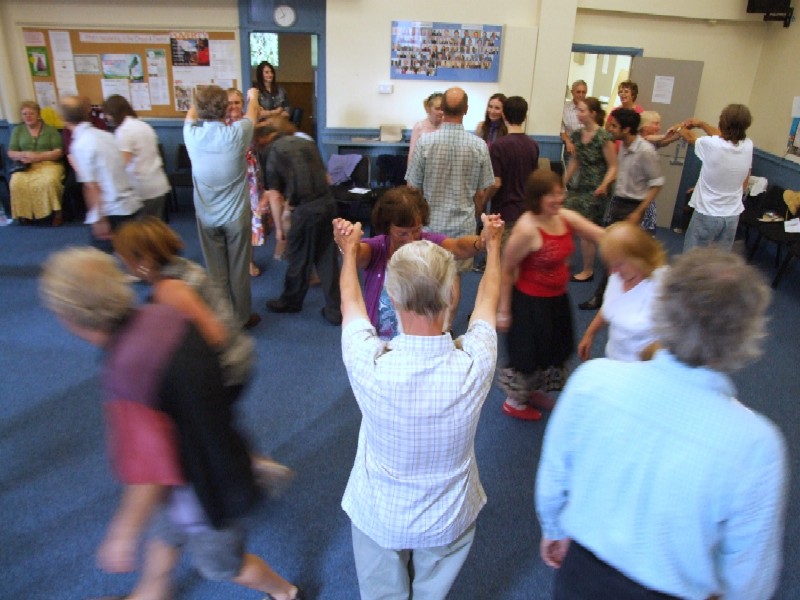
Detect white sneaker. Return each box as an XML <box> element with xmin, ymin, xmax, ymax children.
<box><xmin>0</xmin><ymin>216</ymin><xmax>12</xmax><ymax>226</ymax></box>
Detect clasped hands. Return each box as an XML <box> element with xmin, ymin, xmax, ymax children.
<box><xmin>480</xmin><ymin>213</ymin><xmax>505</xmax><ymax>248</ymax></box>
<box><xmin>333</xmin><ymin>218</ymin><xmax>362</xmax><ymax>255</ymax></box>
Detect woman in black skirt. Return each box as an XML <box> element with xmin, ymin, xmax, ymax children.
<box><xmin>497</xmin><ymin>170</ymin><xmax>604</xmax><ymax>421</ymax></box>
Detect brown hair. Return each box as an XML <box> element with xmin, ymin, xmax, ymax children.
<box><xmin>102</xmin><ymin>95</ymin><xmax>138</xmax><ymax>124</ymax></box>
<box><xmin>524</xmin><ymin>170</ymin><xmax>562</xmax><ymax>215</ymax></box>
<box><xmin>478</xmin><ymin>93</ymin><xmax>508</xmax><ymax>140</ymax></box>
<box><xmin>618</xmin><ymin>79</ymin><xmax>639</xmax><ymax>101</ymax></box>
<box><xmin>581</xmin><ymin>97</ymin><xmax>606</xmax><ymax>126</ymax></box>
<box><xmin>371</xmin><ymin>186</ymin><xmax>430</xmax><ymax>234</ymax></box>
<box><xmin>113</xmin><ymin>217</ymin><xmax>184</xmax><ymax>268</ymax></box>
<box><xmin>719</xmin><ymin>104</ymin><xmax>752</xmax><ymax>143</ymax></box>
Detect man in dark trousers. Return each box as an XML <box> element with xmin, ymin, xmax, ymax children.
<box><xmin>263</xmin><ymin>119</ymin><xmax>342</xmax><ymax>325</ymax></box>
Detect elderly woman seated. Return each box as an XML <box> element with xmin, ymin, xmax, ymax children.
<box><xmin>7</xmin><ymin>100</ymin><xmax>65</xmax><ymax>225</ymax></box>
<box><xmin>344</xmin><ymin>186</ymin><xmax>495</xmax><ymax>339</ymax></box>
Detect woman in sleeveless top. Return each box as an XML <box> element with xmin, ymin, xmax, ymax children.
<box><xmin>497</xmin><ymin>170</ymin><xmax>604</xmax><ymax>421</ymax></box>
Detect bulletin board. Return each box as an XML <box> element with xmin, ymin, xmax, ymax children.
<box><xmin>21</xmin><ymin>27</ymin><xmax>239</xmax><ymax>118</ymax></box>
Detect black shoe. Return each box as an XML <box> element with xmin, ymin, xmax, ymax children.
<box><xmin>266</xmin><ymin>298</ymin><xmax>302</xmax><ymax>313</ymax></box>
<box><xmin>243</xmin><ymin>313</ymin><xmax>262</xmax><ymax>329</ymax></box>
<box><xmin>321</xmin><ymin>307</ymin><xmax>342</xmax><ymax>326</ymax></box>
<box><xmin>578</xmin><ymin>296</ymin><xmax>601</xmax><ymax>311</ymax></box>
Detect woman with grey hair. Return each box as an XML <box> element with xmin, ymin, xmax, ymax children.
<box><xmin>40</xmin><ymin>247</ymin><xmax>134</xmax><ymax>333</ymax></box>
<box><xmin>39</xmin><ymin>246</ymin><xmax>305</xmax><ymax>600</ymax></box>
<box><xmin>653</xmin><ymin>246</ymin><xmax>770</xmax><ymax>372</ymax></box>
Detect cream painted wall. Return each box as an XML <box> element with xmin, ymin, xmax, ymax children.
<box><xmin>325</xmin><ymin>0</ymin><xmax>540</xmax><ymax>131</ymax></box>
<box><xmin>573</xmin><ymin>11</ymin><xmax>767</xmax><ymax>126</ymax></box>
<box><xmin>0</xmin><ymin>0</ymin><xmax>238</xmax><ymax>120</ymax></box>
<box><xmin>578</xmin><ymin>0</ymin><xmax>764</xmax><ymax>22</ymax></box>
<box><xmin>748</xmin><ymin>24</ymin><xmax>800</xmax><ymax>156</ymax></box>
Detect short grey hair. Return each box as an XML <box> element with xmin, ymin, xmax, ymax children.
<box><xmin>194</xmin><ymin>85</ymin><xmax>229</xmax><ymax>120</ymax></box>
<box><xmin>39</xmin><ymin>247</ymin><xmax>135</xmax><ymax>331</ymax></box>
<box><xmin>385</xmin><ymin>241</ymin><xmax>455</xmax><ymax>320</ymax></box>
<box><xmin>653</xmin><ymin>248</ymin><xmax>771</xmax><ymax>372</ymax></box>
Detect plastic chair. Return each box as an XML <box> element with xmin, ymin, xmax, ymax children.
<box><xmin>330</xmin><ymin>155</ymin><xmax>376</xmax><ymax>235</ymax></box>
<box><xmin>290</xmin><ymin>107</ymin><xmax>303</xmax><ymax>129</ymax></box>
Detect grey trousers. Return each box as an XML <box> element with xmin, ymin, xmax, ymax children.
<box><xmin>351</xmin><ymin>521</ymin><xmax>476</xmax><ymax>600</ymax></box>
<box><xmin>197</xmin><ymin>210</ymin><xmax>252</xmax><ymax>327</ymax></box>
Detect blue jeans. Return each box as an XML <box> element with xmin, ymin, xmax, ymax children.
<box><xmin>683</xmin><ymin>211</ymin><xmax>739</xmax><ymax>252</ymax></box>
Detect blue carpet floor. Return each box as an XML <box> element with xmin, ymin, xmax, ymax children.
<box><xmin>1</xmin><ymin>208</ymin><xmax>798</xmax><ymax>599</ymax></box>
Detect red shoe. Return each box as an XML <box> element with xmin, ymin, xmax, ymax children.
<box><xmin>502</xmin><ymin>399</ymin><xmax>543</xmax><ymax>421</ymax></box>
<box><xmin>529</xmin><ymin>391</ymin><xmax>556</xmax><ymax>411</ymax></box>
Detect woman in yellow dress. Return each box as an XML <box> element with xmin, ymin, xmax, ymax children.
<box><xmin>7</xmin><ymin>101</ymin><xmax>65</xmax><ymax>225</ymax></box>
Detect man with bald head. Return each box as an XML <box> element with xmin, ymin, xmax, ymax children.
<box><xmin>406</xmin><ymin>86</ymin><xmax>495</xmax><ymax>333</ymax></box>
<box><xmin>61</xmin><ymin>95</ymin><xmax>141</xmax><ymax>250</ymax></box>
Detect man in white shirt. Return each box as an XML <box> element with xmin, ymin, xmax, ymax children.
<box><xmin>560</xmin><ymin>79</ymin><xmax>587</xmax><ymax>161</ymax></box>
<box><xmin>61</xmin><ymin>96</ymin><xmax>141</xmax><ymax>251</ymax></box>
<box><xmin>670</xmin><ymin>104</ymin><xmax>753</xmax><ymax>251</ymax></box>
<box><xmin>334</xmin><ymin>212</ymin><xmax>503</xmax><ymax>600</ymax></box>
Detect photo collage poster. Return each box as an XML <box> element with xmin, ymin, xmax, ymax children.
<box><xmin>390</xmin><ymin>21</ymin><xmax>503</xmax><ymax>82</ymax></box>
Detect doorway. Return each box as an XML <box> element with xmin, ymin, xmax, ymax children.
<box><xmin>566</xmin><ymin>51</ymin><xmax>632</xmax><ymax>112</ymax></box>
<box><xmin>566</xmin><ymin>45</ymin><xmax>703</xmax><ymax>228</ymax></box>
<box><xmin>249</xmin><ymin>32</ymin><xmax>317</xmax><ymax>139</ymax></box>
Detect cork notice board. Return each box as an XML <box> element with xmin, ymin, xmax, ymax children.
<box><xmin>22</xmin><ymin>28</ymin><xmax>238</xmax><ymax>118</ymax></box>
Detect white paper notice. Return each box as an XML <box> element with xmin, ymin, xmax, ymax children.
<box><xmin>149</xmin><ymin>77</ymin><xmax>170</xmax><ymax>105</ymax></box>
<box><xmin>784</xmin><ymin>218</ymin><xmax>800</xmax><ymax>233</ymax></box>
<box><xmin>34</xmin><ymin>82</ymin><xmax>58</xmax><ymax>109</ymax></box>
<box><xmin>54</xmin><ymin>60</ymin><xmax>78</xmax><ymax>96</ymax></box>
<box><xmin>652</xmin><ymin>76</ymin><xmax>675</xmax><ymax>104</ymax></box>
<box><xmin>48</xmin><ymin>31</ymin><xmax>73</xmax><ymax>60</ymax></box>
<box><xmin>130</xmin><ymin>82</ymin><xmax>152</xmax><ymax>111</ymax></box>
<box><xmin>210</xmin><ymin>40</ymin><xmax>238</xmax><ymax>81</ymax></box>
<box><xmin>792</xmin><ymin>96</ymin><xmax>800</xmax><ymax>118</ymax></box>
<box><xmin>74</xmin><ymin>55</ymin><xmax>101</xmax><ymax>75</ymax></box>
<box><xmin>24</xmin><ymin>31</ymin><xmax>46</xmax><ymax>46</ymax></box>
<box><xmin>101</xmin><ymin>79</ymin><xmax>131</xmax><ymax>102</ymax></box>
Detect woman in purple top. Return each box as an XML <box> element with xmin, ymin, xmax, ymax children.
<box><xmin>346</xmin><ymin>186</ymin><xmax>489</xmax><ymax>339</ymax></box>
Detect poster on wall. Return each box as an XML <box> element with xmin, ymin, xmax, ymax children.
<box><xmin>390</xmin><ymin>21</ymin><xmax>503</xmax><ymax>82</ymax></box>
<box><xmin>170</xmin><ymin>31</ymin><xmax>210</xmax><ymax>67</ymax></box>
<box><xmin>785</xmin><ymin>96</ymin><xmax>800</xmax><ymax>165</ymax></box>
<box><xmin>27</xmin><ymin>47</ymin><xmax>51</xmax><ymax>77</ymax></box>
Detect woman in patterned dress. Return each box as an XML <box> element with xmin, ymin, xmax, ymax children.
<box><xmin>562</xmin><ymin>97</ymin><xmax>617</xmax><ymax>282</ymax></box>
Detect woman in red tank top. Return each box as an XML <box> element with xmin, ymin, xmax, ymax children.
<box><xmin>497</xmin><ymin>170</ymin><xmax>604</xmax><ymax>421</ymax></box>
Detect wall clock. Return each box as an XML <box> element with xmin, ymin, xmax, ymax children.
<box><xmin>274</xmin><ymin>5</ymin><xmax>296</xmax><ymax>27</ymax></box>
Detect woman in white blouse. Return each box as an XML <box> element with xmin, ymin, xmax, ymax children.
<box><xmin>578</xmin><ymin>222</ymin><xmax>667</xmax><ymax>362</ymax></box>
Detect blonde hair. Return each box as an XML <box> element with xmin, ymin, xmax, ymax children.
<box><xmin>113</xmin><ymin>217</ymin><xmax>184</xmax><ymax>268</ymax></box>
<box><xmin>39</xmin><ymin>247</ymin><xmax>134</xmax><ymax>331</ymax></box>
<box><xmin>599</xmin><ymin>222</ymin><xmax>666</xmax><ymax>278</ymax></box>
<box><xmin>385</xmin><ymin>241</ymin><xmax>455</xmax><ymax>320</ymax></box>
